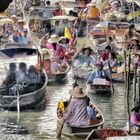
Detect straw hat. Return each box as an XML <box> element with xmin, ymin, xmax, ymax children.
<box><xmin>48</xmin><ymin>34</ymin><xmax>59</xmax><ymax>43</ymax></box>
<box><xmin>131</xmin><ymin>37</ymin><xmax>139</xmax><ymax>41</ymax></box>
<box><xmin>131</xmin><ymin>102</ymin><xmax>140</xmax><ymax>111</ymax></box>
<box><xmin>18</xmin><ymin>19</ymin><xmax>26</xmax><ymax>25</ymax></box>
<box><xmin>69</xmin><ymin>87</ymin><xmax>86</xmax><ymax>98</ymax></box>
<box><xmin>11</xmin><ymin>15</ymin><xmax>17</xmax><ymax>19</ymax></box>
<box><xmin>40</xmin><ymin>48</ymin><xmax>50</xmax><ymax>60</ymax></box>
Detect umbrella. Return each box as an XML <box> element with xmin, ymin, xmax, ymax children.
<box><xmin>0</xmin><ymin>18</ymin><xmax>14</xmax><ymax>25</ymax></box>
<box><xmin>49</xmin><ymin>15</ymin><xmax>77</xmax><ymax>21</ymax></box>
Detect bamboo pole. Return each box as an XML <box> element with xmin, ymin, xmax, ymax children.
<box><xmin>124</xmin><ymin>50</ymin><xmax>127</xmax><ymax>94</ymax></box>
<box><xmin>133</xmin><ymin>66</ymin><xmax>137</xmax><ymax>102</ymax></box>
<box><xmin>138</xmin><ymin>71</ymin><xmax>140</xmax><ymax>102</ymax></box>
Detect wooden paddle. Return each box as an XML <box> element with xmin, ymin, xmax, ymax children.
<box><xmin>108</xmin><ymin>61</ymin><xmax>114</xmax><ymax>95</ymax></box>
<box><xmin>57</xmin><ymin>76</ymin><xmax>78</xmax><ymax>138</ymax></box>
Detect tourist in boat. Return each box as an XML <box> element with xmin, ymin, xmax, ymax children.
<box><xmin>16</xmin><ymin>62</ymin><xmax>28</xmax><ymax>83</ymax></box>
<box><xmin>28</xmin><ymin>65</ymin><xmax>39</xmax><ymax>84</ymax></box>
<box><xmin>23</xmin><ymin>29</ymin><xmax>32</xmax><ymax>46</ymax></box>
<box><xmin>87</xmin><ymin>61</ymin><xmax>110</xmax><ymax>84</ymax></box>
<box><xmin>73</xmin><ymin>47</ymin><xmax>95</xmax><ymax>68</ymax></box>
<box><xmin>124</xmin><ymin>24</ymin><xmax>140</xmax><ymax>48</ymax></box>
<box><xmin>130</xmin><ymin>102</ymin><xmax>140</xmax><ymax>132</ymax></box>
<box><xmin>84</xmin><ymin>1</ymin><xmax>100</xmax><ymax>19</ymax></box>
<box><xmin>17</xmin><ymin>19</ymin><xmax>25</xmax><ymax>33</ymax></box>
<box><xmin>100</xmin><ymin>45</ymin><xmax>111</xmax><ymax>62</ymax></box>
<box><xmin>19</xmin><ymin>32</ymin><xmax>25</xmax><ymax>44</ymax></box>
<box><xmin>64</xmin><ymin>87</ymin><xmax>90</xmax><ymax>126</ymax></box>
<box><xmin>8</xmin><ymin>29</ymin><xmax>20</xmax><ymax>43</ymax></box>
<box><xmin>3</xmin><ymin>63</ymin><xmax>17</xmax><ymax>86</ymax></box>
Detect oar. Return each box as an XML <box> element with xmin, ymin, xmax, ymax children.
<box><xmin>57</xmin><ymin>76</ymin><xmax>78</xmax><ymax>138</ymax></box>
<box><xmin>108</xmin><ymin>61</ymin><xmax>114</xmax><ymax>95</ymax></box>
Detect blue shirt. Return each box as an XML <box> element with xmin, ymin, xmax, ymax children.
<box><xmin>87</xmin><ymin>106</ymin><xmax>96</xmax><ymax>119</ymax></box>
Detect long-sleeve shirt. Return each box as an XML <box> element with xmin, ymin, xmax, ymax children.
<box><xmin>64</xmin><ymin>97</ymin><xmax>90</xmax><ymax>126</ymax></box>
<box><xmin>87</xmin><ymin>69</ymin><xmax>110</xmax><ymax>83</ymax></box>
<box><xmin>73</xmin><ymin>53</ymin><xmax>95</xmax><ymax>67</ymax></box>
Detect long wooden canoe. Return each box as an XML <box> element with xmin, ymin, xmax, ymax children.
<box><xmin>86</xmin><ymin>128</ymin><xmax>129</xmax><ymax>140</ymax></box>
<box><xmin>86</xmin><ymin>82</ymin><xmax>113</xmax><ymax>96</ymax></box>
<box><xmin>57</xmin><ymin>101</ymin><xmax>104</xmax><ymax>137</ymax></box>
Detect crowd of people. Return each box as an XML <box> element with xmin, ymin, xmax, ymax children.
<box><xmin>0</xmin><ymin>16</ymin><xmax>32</xmax><ymax>46</ymax></box>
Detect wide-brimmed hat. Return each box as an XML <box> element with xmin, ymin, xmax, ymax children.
<box><xmin>95</xmin><ymin>61</ymin><xmax>104</xmax><ymax>66</ymax></box>
<box><xmin>89</xmin><ymin>2</ymin><xmax>96</xmax><ymax>6</ymax></box>
<box><xmin>18</xmin><ymin>19</ymin><xmax>26</xmax><ymax>25</ymax></box>
<box><xmin>40</xmin><ymin>48</ymin><xmax>50</xmax><ymax>60</ymax></box>
<box><xmin>131</xmin><ymin>102</ymin><xmax>140</xmax><ymax>111</ymax></box>
<box><xmin>11</xmin><ymin>15</ymin><xmax>17</xmax><ymax>19</ymax></box>
<box><xmin>82</xmin><ymin>46</ymin><xmax>93</xmax><ymax>52</ymax></box>
<box><xmin>131</xmin><ymin>37</ymin><xmax>139</xmax><ymax>41</ymax></box>
<box><xmin>48</xmin><ymin>34</ymin><xmax>59</xmax><ymax>43</ymax></box>
<box><xmin>69</xmin><ymin>87</ymin><xmax>86</xmax><ymax>98</ymax></box>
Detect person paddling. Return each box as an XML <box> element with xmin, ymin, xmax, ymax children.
<box><xmin>63</xmin><ymin>87</ymin><xmax>90</xmax><ymax>126</ymax></box>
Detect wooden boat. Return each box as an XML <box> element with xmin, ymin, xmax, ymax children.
<box><xmin>86</xmin><ymin>78</ymin><xmax>113</xmax><ymax>96</ymax></box>
<box><xmin>86</xmin><ymin>128</ymin><xmax>129</xmax><ymax>140</ymax></box>
<box><xmin>47</xmin><ymin>62</ymin><xmax>70</xmax><ymax>83</ymax></box>
<box><xmin>57</xmin><ymin>101</ymin><xmax>104</xmax><ymax>137</ymax></box>
<box><xmin>0</xmin><ymin>45</ymin><xmax>48</xmax><ymax>110</ymax></box>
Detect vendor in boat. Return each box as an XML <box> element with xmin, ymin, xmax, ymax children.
<box><xmin>87</xmin><ymin>61</ymin><xmax>110</xmax><ymax>84</ymax></box>
<box><xmin>130</xmin><ymin>102</ymin><xmax>140</xmax><ymax>132</ymax></box>
<box><xmin>53</xmin><ymin>2</ymin><xmax>62</xmax><ymax>16</ymax></box>
<box><xmin>64</xmin><ymin>87</ymin><xmax>90</xmax><ymax>126</ymax></box>
<box><xmin>73</xmin><ymin>46</ymin><xmax>95</xmax><ymax>68</ymax></box>
<box><xmin>124</xmin><ymin>24</ymin><xmax>140</xmax><ymax>48</ymax></box>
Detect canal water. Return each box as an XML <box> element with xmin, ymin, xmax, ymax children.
<box><xmin>0</xmin><ymin>68</ymin><xmax>133</xmax><ymax>140</ymax></box>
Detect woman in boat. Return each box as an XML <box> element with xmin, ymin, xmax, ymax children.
<box><xmin>46</xmin><ymin>35</ymin><xmax>65</xmax><ymax>58</ymax></box>
<box><xmin>17</xmin><ymin>19</ymin><xmax>25</xmax><ymax>33</ymax></box>
<box><xmin>73</xmin><ymin>47</ymin><xmax>95</xmax><ymax>68</ymax></box>
<box><xmin>130</xmin><ymin>37</ymin><xmax>140</xmax><ymax>55</ymax></box>
<box><xmin>8</xmin><ymin>29</ymin><xmax>20</xmax><ymax>43</ymax></box>
<box><xmin>64</xmin><ymin>87</ymin><xmax>90</xmax><ymax>126</ymax></box>
<box><xmin>100</xmin><ymin>45</ymin><xmax>111</xmax><ymax>62</ymax></box>
<box><xmin>130</xmin><ymin>102</ymin><xmax>140</xmax><ymax>132</ymax></box>
<box><xmin>104</xmin><ymin>52</ymin><xmax>118</xmax><ymax>72</ymax></box>
<box><xmin>53</xmin><ymin>2</ymin><xmax>62</xmax><ymax>16</ymax></box>
<box><xmin>124</xmin><ymin>24</ymin><xmax>140</xmax><ymax>48</ymax></box>
<box><xmin>87</xmin><ymin>61</ymin><xmax>110</xmax><ymax>84</ymax></box>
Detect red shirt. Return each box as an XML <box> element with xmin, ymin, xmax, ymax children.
<box><xmin>101</xmin><ymin>51</ymin><xmax>110</xmax><ymax>61</ymax></box>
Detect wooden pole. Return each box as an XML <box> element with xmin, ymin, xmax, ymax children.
<box><xmin>133</xmin><ymin>66</ymin><xmax>137</xmax><ymax>103</ymax></box>
<box><xmin>124</xmin><ymin>50</ymin><xmax>127</xmax><ymax>94</ymax></box>
<box><xmin>127</xmin><ymin>50</ymin><xmax>131</xmax><ymax>116</ymax></box>
<box><xmin>138</xmin><ymin>71</ymin><xmax>140</xmax><ymax>102</ymax></box>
